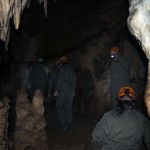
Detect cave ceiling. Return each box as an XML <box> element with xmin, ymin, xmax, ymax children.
<box><xmin>8</xmin><ymin>0</ymin><xmax>129</xmax><ymax>60</ymax></box>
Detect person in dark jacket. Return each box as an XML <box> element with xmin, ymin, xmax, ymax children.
<box><xmin>29</xmin><ymin>58</ymin><xmax>48</xmax><ymax>100</ymax></box>
<box><xmin>91</xmin><ymin>86</ymin><xmax>150</xmax><ymax>150</ymax></box>
<box><xmin>110</xmin><ymin>46</ymin><xmax>131</xmax><ymax>108</ymax></box>
<box><xmin>48</xmin><ymin>56</ymin><xmax>76</xmax><ymax>131</ymax></box>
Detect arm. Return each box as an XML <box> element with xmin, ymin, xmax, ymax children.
<box><xmin>91</xmin><ymin>116</ymin><xmax>106</xmax><ymax>150</ymax></box>
<box><xmin>48</xmin><ymin>72</ymin><xmax>55</xmax><ymax>94</ymax></box>
<box><xmin>48</xmin><ymin>69</ymin><xmax>59</xmax><ymax>94</ymax></box>
<box><xmin>29</xmin><ymin>67</ymin><xmax>33</xmax><ymax>80</ymax></box>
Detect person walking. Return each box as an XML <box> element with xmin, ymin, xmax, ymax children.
<box><xmin>29</xmin><ymin>58</ymin><xmax>48</xmax><ymax>101</ymax></box>
<box><xmin>48</xmin><ymin>55</ymin><xmax>76</xmax><ymax>131</ymax></box>
<box><xmin>91</xmin><ymin>86</ymin><xmax>150</xmax><ymax>150</ymax></box>
<box><xmin>110</xmin><ymin>46</ymin><xmax>131</xmax><ymax>108</ymax></box>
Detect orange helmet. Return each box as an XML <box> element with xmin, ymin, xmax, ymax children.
<box><xmin>110</xmin><ymin>46</ymin><xmax>120</xmax><ymax>55</ymax></box>
<box><xmin>118</xmin><ymin>87</ymin><xmax>136</xmax><ymax>101</ymax></box>
<box><xmin>59</xmin><ymin>56</ymin><xmax>69</xmax><ymax>62</ymax></box>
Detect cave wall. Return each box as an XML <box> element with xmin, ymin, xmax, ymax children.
<box><xmin>73</xmin><ymin>32</ymin><xmax>146</xmax><ymax>118</ymax></box>
<box><xmin>0</xmin><ymin>0</ymin><xmax>148</xmax><ymax>117</ymax></box>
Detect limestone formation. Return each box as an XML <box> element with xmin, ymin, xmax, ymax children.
<box><xmin>14</xmin><ymin>90</ymin><xmax>48</xmax><ymax>150</ymax></box>
<box><xmin>128</xmin><ymin>0</ymin><xmax>150</xmax><ymax>116</ymax></box>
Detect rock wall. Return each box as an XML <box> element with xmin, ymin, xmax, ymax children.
<box><xmin>74</xmin><ymin>32</ymin><xmax>146</xmax><ymax>118</ymax></box>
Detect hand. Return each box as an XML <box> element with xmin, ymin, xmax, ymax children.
<box><xmin>54</xmin><ymin>91</ymin><xmax>58</xmax><ymax>96</ymax></box>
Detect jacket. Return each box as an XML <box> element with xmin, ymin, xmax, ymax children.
<box><xmin>91</xmin><ymin>109</ymin><xmax>150</xmax><ymax>150</ymax></box>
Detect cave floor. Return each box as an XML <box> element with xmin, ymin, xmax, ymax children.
<box><xmin>8</xmin><ymin>101</ymin><xmax>147</xmax><ymax>150</ymax></box>
<box><xmin>45</xmin><ymin>102</ymin><xmax>96</xmax><ymax>150</ymax></box>
<box><xmin>8</xmin><ymin>101</ymin><xmax>96</xmax><ymax>150</ymax></box>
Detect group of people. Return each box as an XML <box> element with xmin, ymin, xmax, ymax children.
<box><xmin>28</xmin><ymin>55</ymin><xmax>76</xmax><ymax>132</ymax></box>
<box><xmin>28</xmin><ymin>44</ymin><xmax>150</xmax><ymax>149</ymax></box>
<box><xmin>91</xmin><ymin>45</ymin><xmax>150</xmax><ymax>149</ymax></box>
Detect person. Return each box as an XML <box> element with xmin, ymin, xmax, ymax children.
<box><xmin>48</xmin><ymin>55</ymin><xmax>76</xmax><ymax>131</ymax></box>
<box><xmin>28</xmin><ymin>58</ymin><xmax>48</xmax><ymax>101</ymax></box>
<box><xmin>110</xmin><ymin>46</ymin><xmax>131</xmax><ymax>108</ymax></box>
<box><xmin>91</xmin><ymin>86</ymin><xmax>150</xmax><ymax>150</ymax></box>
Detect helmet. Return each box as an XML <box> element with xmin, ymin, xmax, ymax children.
<box><xmin>59</xmin><ymin>56</ymin><xmax>69</xmax><ymax>62</ymax></box>
<box><xmin>110</xmin><ymin>46</ymin><xmax>120</xmax><ymax>55</ymax></box>
<box><xmin>37</xmin><ymin>58</ymin><xmax>44</xmax><ymax>62</ymax></box>
<box><xmin>118</xmin><ymin>87</ymin><xmax>136</xmax><ymax>101</ymax></box>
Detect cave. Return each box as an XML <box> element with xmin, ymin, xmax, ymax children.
<box><xmin>0</xmin><ymin>0</ymin><xmax>149</xmax><ymax>149</ymax></box>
